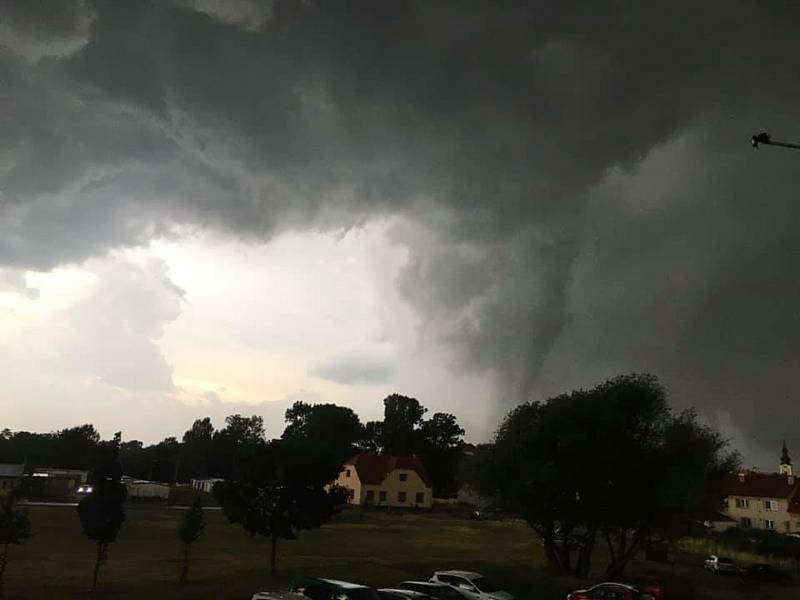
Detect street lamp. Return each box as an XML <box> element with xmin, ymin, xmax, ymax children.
<box><xmin>751</xmin><ymin>132</ymin><xmax>800</xmax><ymax>151</ymax></box>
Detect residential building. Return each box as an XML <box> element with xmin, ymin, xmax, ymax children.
<box><xmin>333</xmin><ymin>453</ymin><xmax>433</xmax><ymax>508</ymax></box>
<box><xmin>0</xmin><ymin>463</ymin><xmax>24</xmax><ymax>496</ymax></box>
<box><xmin>722</xmin><ymin>442</ymin><xmax>800</xmax><ymax>532</ymax></box>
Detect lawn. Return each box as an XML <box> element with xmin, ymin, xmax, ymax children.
<box><xmin>3</xmin><ymin>504</ymin><xmax>573</xmax><ymax>599</ymax></box>
<box><xmin>7</xmin><ymin>504</ymin><xmax>798</xmax><ymax>600</ymax></box>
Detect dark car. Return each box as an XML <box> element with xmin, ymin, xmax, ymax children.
<box><xmin>567</xmin><ymin>582</ymin><xmax>655</xmax><ymax>600</ymax></box>
<box><xmin>738</xmin><ymin>564</ymin><xmax>791</xmax><ymax>583</ymax></box>
<box><xmin>397</xmin><ymin>582</ymin><xmax>465</xmax><ymax>600</ymax></box>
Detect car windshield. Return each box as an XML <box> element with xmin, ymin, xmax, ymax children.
<box><xmin>471</xmin><ymin>578</ymin><xmax>500</xmax><ymax>593</ymax></box>
<box><xmin>718</xmin><ymin>557</ymin><xmax>733</xmax><ymax>564</ymax></box>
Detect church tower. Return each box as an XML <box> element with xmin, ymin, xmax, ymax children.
<box><xmin>779</xmin><ymin>441</ymin><xmax>793</xmax><ymax>476</ymax></box>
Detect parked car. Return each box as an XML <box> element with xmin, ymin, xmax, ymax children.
<box><xmin>263</xmin><ymin>577</ymin><xmax>380</xmax><ymax>600</ymax></box>
<box><xmin>397</xmin><ymin>581</ymin><xmax>465</xmax><ymax>600</ymax></box>
<box><xmin>626</xmin><ymin>576</ymin><xmax>664</xmax><ymax>600</ymax></box>
<box><xmin>377</xmin><ymin>589</ymin><xmax>433</xmax><ymax>600</ymax></box>
<box><xmin>704</xmin><ymin>555</ymin><xmax>736</xmax><ymax>574</ymax></box>
<box><xmin>566</xmin><ymin>582</ymin><xmax>655</xmax><ymax>600</ymax></box>
<box><xmin>738</xmin><ymin>563</ymin><xmax>791</xmax><ymax>583</ymax></box>
<box><xmin>429</xmin><ymin>570</ymin><xmax>514</xmax><ymax>600</ymax></box>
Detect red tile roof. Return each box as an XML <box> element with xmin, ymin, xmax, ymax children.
<box><xmin>723</xmin><ymin>472</ymin><xmax>798</xmax><ymax>503</ymax></box>
<box><xmin>344</xmin><ymin>453</ymin><xmax>432</xmax><ymax>487</ymax></box>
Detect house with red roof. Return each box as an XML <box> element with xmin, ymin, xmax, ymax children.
<box><xmin>332</xmin><ymin>453</ymin><xmax>433</xmax><ymax>508</ymax></box>
<box><xmin>721</xmin><ymin>442</ymin><xmax>800</xmax><ymax>532</ymax></box>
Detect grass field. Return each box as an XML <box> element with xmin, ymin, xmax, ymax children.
<box><xmin>5</xmin><ymin>504</ymin><xmax>800</xmax><ymax>600</ymax></box>
<box><xmin>3</xmin><ymin>504</ymin><xmax>574</xmax><ymax>599</ymax></box>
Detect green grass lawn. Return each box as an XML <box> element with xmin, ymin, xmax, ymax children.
<box><xmin>3</xmin><ymin>504</ymin><xmax>574</xmax><ymax>599</ymax></box>
<box><xmin>8</xmin><ymin>505</ymin><xmax>798</xmax><ymax>600</ymax></box>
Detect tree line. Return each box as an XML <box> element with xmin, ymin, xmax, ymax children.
<box><xmin>0</xmin><ymin>374</ymin><xmax>749</xmax><ymax>590</ymax></box>
<box><xmin>0</xmin><ymin>394</ymin><xmax>466</xmax><ymax>498</ymax></box>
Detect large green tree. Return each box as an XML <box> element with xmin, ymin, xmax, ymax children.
<box><xmin>282</xmin><ymin>401</ymin><xmax>364</xmax><ymax>482</ymax></box>
<box><xmin>212</xmin><ymin>415</ymin><xmax>265</xmax><ymax>478</ymax></box>
<box><xmin>180</xmin><ymin>417</ymin><xmax>216</xmax><ymax>481</ymax></box>
<box><xmin>468</xmin><ymin>374</ymin><xmax>737</xmax><ymax>578</ymax></box>
<box><xmin>381</xmin><ymin>394</ymin><xmax>427</xmax><ymax>455</ymax></box>
<box><xmin>214</xmin><ymin>440</ymin><xmax>346</xmax><ymax>572</ymax></box>
<box><xmin>416</xmin><ymin>413</ymin><xmax>465</xmax><ymax>498</ymax></box>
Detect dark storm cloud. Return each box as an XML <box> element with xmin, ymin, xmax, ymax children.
<box><xmin>2</xmin><ymin>0</ymin><xmax>800</xmax><ymax>461</ymax></box>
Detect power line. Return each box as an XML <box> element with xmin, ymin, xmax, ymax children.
<box><xmin>751</xmin><ymin>132</ymin><xmax>800</xmax><ymax>151</ymax></box>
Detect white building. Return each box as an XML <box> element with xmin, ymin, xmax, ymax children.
<box><xmin>191</xmin><ymin>478</ymin><xmax>223</xmax><ymax>494</ymax></box>
<box><xmin>123</xmin><ymin>478</ymin><xmax>170</xmax><ymax>499</ymax></box>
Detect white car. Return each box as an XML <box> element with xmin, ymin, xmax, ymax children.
<box><xmin>429</xmin><ymin>571</ymin><xmax>514</xmax><ymax>600</ymax></box>
<box><xmin>378</xmin><ymin>589</ymin><xmax>433</xmax><ymax>600</ymax></box>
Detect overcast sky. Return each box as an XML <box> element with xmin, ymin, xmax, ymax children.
<box><xmin>1</xmin><ymin>0</ymin><xmax>799</xmax><ymax>467</ymax></box>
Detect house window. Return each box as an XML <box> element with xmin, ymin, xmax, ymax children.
<box><xmin>416</xmin><ymin>492</ymin><xmax>425</xmax><ymax>504</ymax></box>
<box><xmin>345</xmin><ymin>469</ymin><xmax>351</xmax><ymax>478</ymax></box>
<box><xmin>741</xmin><ymin>517</ymin><xmax>752</xmax><ymax>528</ymax></box>
<box><xmin>764</xmin><ymin>499</ymin><xmax>779</xmax><ymax>511</ymax></box>
<box><xmin>365</xmin><ymin>490</ymin><xmax>374</xmax><ymax>503</ymax></box>
<box><xmin>766</xmin><ymin>519</ymin><xmax>775</xmax><ymax>530</ymax></box>
<box><xmin>398</xmin><ymin>491</ymin><xmax>407</xmax><ymax>503</ymax></box>
<box><xmin>379</xmin><ymin>490</ymin><xmax>387</xmax><ymax>502</ymax></box>
<box><xmin>735</xmin><ymin>498</ymin><xmax>749</xmax><ymax>509</ymax></box>
<box><xmin>399</xmin><ymin>473</ymin><xmax>408</xmax><ymax>482</ymax></box>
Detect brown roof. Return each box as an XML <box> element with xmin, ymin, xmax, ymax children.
<box><xmin>344</xmin><ymin>453</ymin><xmax>432</xmax><ymax>487</ymax></box>
<box><xmin>723</xmin><ymin>472</ymin><xmax>797</xmax><ymax>501</ymax></box>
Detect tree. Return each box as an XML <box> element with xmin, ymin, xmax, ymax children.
<box><xmin>282</xmin><ymin>402</ymin><xmax>364</xmax><ymax>480</ymax></box>
<box><xmin>359</xmin><ymin>421</ymin><xmax>384</xmax><ymax>452</ymax></box>
<box><xmin>381</xmin><ymin>394</ymin><xmax>426</xmax><ymax>455</ymax></box>
<box><xmin>177</xmin><ymin>500</ymin><xmax>205</xmax><ymax>583</ymax></box>
<box><xmin>180</xmin><ymin>418</ymin><xmax>216</xmax><ymax>480</ymax></box>
<box><xmin>51</xmin><ymin>424</ymin><xmax>101</xmax><ymax>470</ymax></box>
<box><xmin>416</xmin><ymin>413</ymin><xmax>465</xmax><ymax>498</ymax></box>
<box><xmin>0</xmin><ymin>490</ymin><xmax>32</xmax><ymax>598</ymax></box>
<box><xmin>183</xmin><ymin>417</ymin><xmax>215</xmax><ymax>444</ymax></box>
<box><xmin>216</xmin><ymin>415</ymin><xmax>264</xmax><ymax>445</ymax></box>
<box><xmin>77</xmin><ymin>432</ymin><xmax>127</xmax><ymax>592</ymax></box>
<box><xmin>468</xmin><ymin>374</ymin><xmax>737</xmax><ymax>579</ymax></box>
<box><xmin>150</xmin><ymin>437</ymin><xmax>181</xmax><ymax>484</ymax></box>
<box><xmin>214</xmin><ymin>441</ymin><xmax>346</xmax><ymax>572</ymax></box>
<box><xmin>212</xmin><ymin>415</ymin><xmax>265</xmax><ymax>478</ymax></box>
